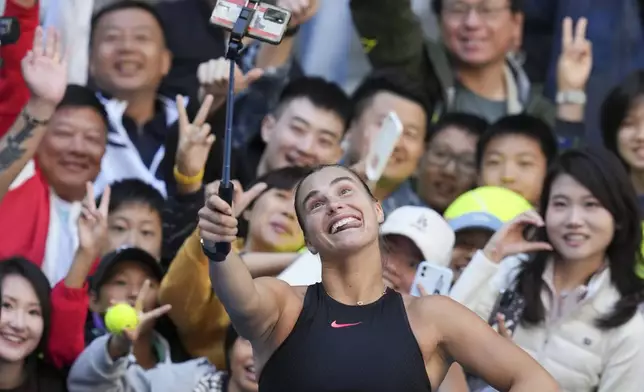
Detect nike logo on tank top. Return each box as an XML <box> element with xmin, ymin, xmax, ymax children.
<box><xmin>258</xmin><ymin>283</ymin><xmax>432</xmax><ymax>392</ymax></box>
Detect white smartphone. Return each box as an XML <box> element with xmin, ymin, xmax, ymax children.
<box><xmin>210</xmin><ymin>0</ymin><xmax>292</xmax><ymax>45</ymax></box>
<box><xmin>410</xmin><ymin>261</ymin><xmax>453</xmax><ymax>297</ymax></box>
<box><xmin>365</xmin><ymin>111</ymin><xmax>403</xmax><ymax>183</ymax></box>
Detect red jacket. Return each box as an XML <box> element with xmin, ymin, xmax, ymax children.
<box><xmin>0</xmin><ymin>0</ymin><xmax>38</xmax><ymax>136</ymax></box>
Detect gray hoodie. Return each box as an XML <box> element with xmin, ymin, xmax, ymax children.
<box><xmin>67</xmin><ymin>334</ymin><xmax>224</xmax><ymax>392</ymax></box>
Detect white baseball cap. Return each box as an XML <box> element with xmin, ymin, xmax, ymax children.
<box><xmin>380</xmin><ymin>206</ymin><xmax>455</xmax><ymax>267</ymax></box>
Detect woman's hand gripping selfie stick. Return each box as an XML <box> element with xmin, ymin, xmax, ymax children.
<box><xmin>201</xmin><ymin>1</ymin><xmax>258</xmax><ymax>262</ymax></box>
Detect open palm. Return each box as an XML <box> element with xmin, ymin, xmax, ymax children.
<box><xmin>21</xmin><ymin>26</ymin><xmax>67</xmax><ymax>106</ymax></box>
<box><xmin>121</xmin><ymin>280</ymin><xmax>172</xmax><ymax>343</ymax></box>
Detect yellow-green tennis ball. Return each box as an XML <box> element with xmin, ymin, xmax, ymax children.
<box><xmin>105</xmin><ymin>303</ymin><xmax>139</xmax><ymax>334</ymax></box>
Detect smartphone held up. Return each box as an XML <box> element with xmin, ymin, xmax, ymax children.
<box><xmin>365</xmin><ymin>111</ymin><xmax>404</xmax><ymax>184</ymax></box>
<box><xmin>410</xmin><ymin>261</ymin><xmax>453</xmax><ymax>297</ymax></box>
<box><xmin>211</xmin><ymin>0</ymin><xmax>292</xmax><ymax>44</ymax></box>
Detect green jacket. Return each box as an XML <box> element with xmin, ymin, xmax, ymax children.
<box><xmin>349</xmin><ymin>0</ymin><xmax>556</xmax><ymax>127</ymax></box>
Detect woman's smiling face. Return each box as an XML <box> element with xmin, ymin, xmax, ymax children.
<box><xmin>296</xmin><ymin>166</ymin><xmax>383</xmax><ymax>256</ymax></box>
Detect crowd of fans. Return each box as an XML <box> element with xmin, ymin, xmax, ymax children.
<box><xmin>0</xmin><ymin>0</ymin><xmax>643</xmax><ymax>390</ymax></box>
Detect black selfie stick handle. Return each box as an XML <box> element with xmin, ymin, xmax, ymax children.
<box><xmin>205</xmin><ymin>1</ymin><xmax>258</xmax><ymax>262</ymax></box>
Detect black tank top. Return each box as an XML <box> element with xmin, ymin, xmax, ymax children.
<box><xmin>258</xmin><ymin>283</ymin><xmax>432</xmax><ymax>392</ymax></box>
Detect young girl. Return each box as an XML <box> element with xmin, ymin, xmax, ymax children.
<box><xmin>0</xmin><ymin>257</ymin><xmax>66</xmax><ymax>392</ymax></box>
<box><xmin>452</xmin><ymin>148</ymin><xmax>644</xmax><ymax>391</ymax></box>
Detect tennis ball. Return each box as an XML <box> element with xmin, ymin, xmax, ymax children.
<box><xmin>104</xmin><ymin>303</ymin><xmax>139</xmax><ymax>334</ymax></box>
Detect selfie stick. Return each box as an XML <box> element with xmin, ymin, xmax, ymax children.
<box><xmin>205</xmin><ymin>0</ymin><xmax>259</xmax><ymax>262</ymax></box>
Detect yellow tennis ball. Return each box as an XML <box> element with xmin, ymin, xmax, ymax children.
<box><xmin>104</xmin><ymin>303</ymin><xmax>139</xmax><ymax>334</ymax></box>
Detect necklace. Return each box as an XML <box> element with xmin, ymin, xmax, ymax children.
<box><xmin>356</xmin><ymin>287</ymin><xmax>388</xmax><ymax>306</ymax></box>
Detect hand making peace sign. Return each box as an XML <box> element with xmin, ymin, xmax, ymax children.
<box><xmin>175</xmin><ymin>95</ymin><xmax>216</xmax><ymax>179</ymax></box>
<box><xmin>557</xmin><ymin>17</ymin><xmax>593</xmax><ymax>92</ymax></box>
<box><xmin>78</xmin><ymin>182</ymin><xmax>111</xmax><ymax>258</ymax></box>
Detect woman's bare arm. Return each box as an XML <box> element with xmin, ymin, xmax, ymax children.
<box><xmin>419</xmin><ymin>296</ymin><xmax>559</xmax><ymax>392</ymax></box>
<box><xmin>199</xmin><ymin>188</ymin><xmax>297</xmax><ymax>342</ymax></box>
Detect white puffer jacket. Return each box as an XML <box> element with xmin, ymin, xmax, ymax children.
<box><xmin>450</xmin><ymin>251</ymin><xmax>644</xmax><ymax>392</ymax></box>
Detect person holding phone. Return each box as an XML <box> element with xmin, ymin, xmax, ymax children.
<box><xmin>199</xmin><ymin>164</ymin><xmax>558</xmax><ymax>391</ymax></box>
<box><xmin>451</xmin><ymin>149</ymin><xmax>644</xmax><ymax>392</ymax></box>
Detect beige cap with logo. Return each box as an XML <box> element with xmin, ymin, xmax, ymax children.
<box><xmin>380</xmin><ymin>206</ymin><xmax>455</xmax><ymax>267</ymax></box>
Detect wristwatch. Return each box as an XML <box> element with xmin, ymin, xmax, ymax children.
<box><xmin>556</xmin><ymin>90</ymin><xmax>587</xmax><ymax>105</ymax></box>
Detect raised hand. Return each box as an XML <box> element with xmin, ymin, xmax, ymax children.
<box><xmin>197</xmin><ymin>57</ymin><xmax>264</xmax><ymax>104</ymax></box>
<box><xmin>109</xmin><ymin>280</ymin><xmax>172</xmax><ymax>356</ymax></box>
<box><xmin>175</xmin><ymin>95</ymin><xmax>216</xmax><ymax>179</ymax></box>
<box><xmin>482</xmin><ymin>211</ymin><xmax>553</xmax><ymax>264</ymax></box>
<box><xmin>278</xmin><ymin>0</ymin><xmax>319</xmax><ymax>27</ymax></box>
<box><xmin>199</xmin><ymin>180</ymin><xmax>267</xmax><ymax>245</ymax></box>
<box><xmin>22</xmin><ymin>26</ymin><xmax>67</xmax><ymax>112</ymax></box>
<box><xmin>557</xmin><ymin>17</ymin><xmax>592</xmax><ymax>92</ymax></box>
<box><xmin>78</xmin><ymin>182</ymin><xmax>110</xmax><ymax>258</ymax></box>
<box><xmin>204</xmin><ymin>180</ymin><xmax>268</xmax><ymax>218</ymax></box>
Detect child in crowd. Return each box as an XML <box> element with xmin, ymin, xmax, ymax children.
<box><xmin>0</xmin><ymin>258</ymin><xmax>67</xmax><ymax>392</ymax></box>
<box><xmin>67</xmin><ymin>248</ymin><xmax>219</xmax><ymax>392</ymax></box>
<box><xmin>67</xmin><ymin>253</ymin><xmax>219</xmax><ymax>392</ymax></box>
<box><xmin>85</xmin><ymin>247</ymin><xmax>171</xmax><ymax>366</ymax></box>
<box><xmin>443</xmin><ymin>186</ymin><xmax>533</xmax><ymax>282</ymax></box>
<box><xmin>477</xmin><ymin>114</ymin><xmax>558</xmax><ymax>206</ymax></box>
<box><xmin>49</xmin><ymin>180</ymin><xmax>169</xmax><ymax>369</ymax></box>
<box><xmin>101</xmin><ymin>179</ymin><xmax>164</xmax><ymax>260</ymax></box>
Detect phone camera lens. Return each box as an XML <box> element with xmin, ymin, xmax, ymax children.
<box><xmin>264</xmin><ymin>9</ymin><xmax>286</xmax><ymax>24</ymax></box>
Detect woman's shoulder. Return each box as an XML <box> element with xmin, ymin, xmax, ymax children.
<box><xmin>602</xmin><ymin>310</ymin><xmax>644</xmax><ymax>350</ymax></box>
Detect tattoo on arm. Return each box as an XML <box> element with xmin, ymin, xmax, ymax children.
<box><xmin>0</xmin><ymin>121</ymin><xmax>38</xmax><ymax>172</ymax></box>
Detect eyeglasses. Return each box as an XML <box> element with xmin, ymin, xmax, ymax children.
<box><xmin>425</xmin><ymin>145</ymin><xmax>477</xmax><ymax>175</ymax></box>
<box><xmin>443</xmin><ymin>2</ymin><xmax>511</xmax><ymax>21</ymax></box>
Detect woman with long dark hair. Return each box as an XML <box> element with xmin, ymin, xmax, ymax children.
<box><xmin>601</xmin><ymin>70</ymin><xmax>644</xmax><ymax>209</ymax></box>
<box><xmin>452</xmin><ymin>148</ymin><xmax>644</xmax><ymax>391</ymax></box>
<box><xmin>0</xmin><ymin>257</ymin><xmax>66</xmax><ymax>391</ymax></box>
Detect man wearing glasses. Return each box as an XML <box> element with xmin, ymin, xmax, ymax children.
<box><xmin>350</xmin><ymin>0</ymin><xmax>555</xmax><ymax>126</ymax></box>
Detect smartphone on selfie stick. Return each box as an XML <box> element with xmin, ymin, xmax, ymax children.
<box><xmin>202</xmin><ymin>1</ymin><xmax>292</xmax><ymax>262</ymax></box>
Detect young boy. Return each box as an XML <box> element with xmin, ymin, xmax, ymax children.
<box><xmin>102</xmin><ymin>179</ymin><xmax>164</xmax><ymax>260</ymax></box>
<box><xmin>477</xmin><ymin>114</ymin><xmax>558</xmax><ymax>206</ymax></box>
<box><xmin>443</xmin><ymin>186</ymin><xmax>533</xmax><ymax>282</ymax></box>
<box><xmin>68</xmin><ymin>248</ymin><xmax>223</xmax><ymax>391</ymax></box>
<box><xmin>86</xmin><ymin>247</ymin><xmax>168</xmax><ymax>367</ymax></box>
